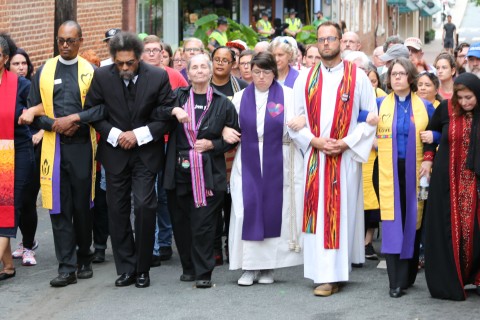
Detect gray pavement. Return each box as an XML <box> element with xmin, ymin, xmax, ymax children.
<box><xmin>1</xmin><ymin>207</ymin><xmax>479</xmax><ymax>320</ymax></box>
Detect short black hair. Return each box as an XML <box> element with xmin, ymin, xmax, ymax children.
<box><xmin>0</xmin><ymin>32</ymin><xmax>17</xmax><ymax>57</ymax></box>
<box><xmin>250</xmin><ymin>51</ymin><xmax>278</xmax><ymax>79</ymax></box>
<box><xmin>212</xmin><ymin>46</ymin><xmax>236</xmax><ymax>61</ymax></box>
<box><xmin>109</xmin><ymin>32</ymin><xmax>144</xmax><ymax>60</ymax></box>
<box><xmin>6</xmin><ymin>48</ymin><xmax>34</xmax><ymax>80</ymax></box>
<box><xmin>60</xmin><ymin>20</ymin><xmax>83</xmax><ymax>38</ymax></box>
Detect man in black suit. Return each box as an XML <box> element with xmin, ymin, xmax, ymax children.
<box><xmin>68</xmin><ymin>32</ymin><xmax>174</xmax><ymax>288</ymax></box>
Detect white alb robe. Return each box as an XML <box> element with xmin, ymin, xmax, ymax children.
<box><xmin>229</xmin><ymin>86</ymin><xmax>304</xmax><ymax>270</ymax></box>
<box><xmin>289</xmin><ymin>62</ymin><xmax>376</xmax><ymax>283</ymax></box>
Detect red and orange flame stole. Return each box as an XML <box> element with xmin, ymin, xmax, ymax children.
<box><xmin>0</xmin><ymin>70</ymin><xmax>17</xmax><ymax>228</ymax></box>
<box><xmin>303</xmin><ymin>61</ymin><xmax>356</xmax><ymax>249</ymax></box>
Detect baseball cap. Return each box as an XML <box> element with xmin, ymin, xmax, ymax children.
<box><xmin>467</xmin><ymin>42</ymin><xmax>480</xmax><ymax>59</ymax></box>
<box><xmin>289</xmin><ymin>9</ymin><xmax>297</xmax><ymax>14</ymax></box>
<box><xmin>217</xmin><ymin>16</ymin><xmax>228</xmax><ymax>25</ymax></box>
<box><xmin>103</xmin><ymin>28</ymin><xmax>121</xmax><ymax>42</ymax></box>
<box><xmin>261</xmin><ymin>11</ymin><xmax>269</xmax><ymax>17</ymax></box>
<box><xmin>404</xmin><ymin>37</ymin><xmax>423</xmax><ymax>51</ymax></box>
<box><xmin>379</xmin><ymin>44</ymin><xmax>410</xmax><ymax>62</ymax></box>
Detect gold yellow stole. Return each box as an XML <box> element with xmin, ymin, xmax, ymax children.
<box><xmin>39</xmin><ymin>56</ymin><xmax>96</xmax><ymax>210</ymax></box>
<box><xmin>377</xmin><ymin>93</ymin><xmax>428</xmax><ymax>229</ymax></box>
<box><xmin>362</xmin><ymin>151</ymin><xmax>379</xmax><ymax>210</ymax></box>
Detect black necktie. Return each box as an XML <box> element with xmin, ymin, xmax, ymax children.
<box><xmin>127</xmin><ymin>79</ymin><xmax>135</xmax><ymax>94</ymax></box>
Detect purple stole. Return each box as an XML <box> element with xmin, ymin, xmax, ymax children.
<box><xmin>283</xmin><ymin>67</ymin><xmax>299</xmax><ymax>89</ymax></box>
<box><xmin>240</xmin><ymin>81</ymin><xmax>284</xmax><ymax>240</ymax></box>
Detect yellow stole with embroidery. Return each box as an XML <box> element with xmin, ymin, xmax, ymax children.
<box><xmin>39</xmin><ymin>56</ymin><xmax>96</xmax><ymax>211</ymax></box>
<box><xmin>377</xmin><ymin>93</ymin><xmax>427</xmax><ymax>229</ymax></box>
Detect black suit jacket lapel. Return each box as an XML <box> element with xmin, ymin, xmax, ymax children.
<box><xmin>132</xmin><ymin>62</ymin><xmax>148</xmax><ymax>120</ymax></box>
<box><xmin>110</xmin><ymin>66</ymin><xmax>132</xmax><ymax>118</ymax></box>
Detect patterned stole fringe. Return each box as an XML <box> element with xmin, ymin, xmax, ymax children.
<box><xmin>323</xmin><ymin>61</ymin><xmax>356</xmax><ymax>249</ymax></box>
<box><xmin>230</xmin><ymin>76</ymin><xmax>241</xmax><ymax>94</ymax></box>
<box><xmin>303</xmin><ymin>63</ymin><xmax>322</xmax><ymax>234</ymax></box>
<box><xmin>182</xmin><ymin>86</ymin><xmax>214</xmax><ymax>207</ymax></box>
<box><xmin>448</xmin><ymin>100</ymin><xmax>477</xmax><ymax>287</ymax></box>
<box><xmin>302</xmin><ymin>62</ymin><xmax>356</xmax><ymax>249</ymax></box>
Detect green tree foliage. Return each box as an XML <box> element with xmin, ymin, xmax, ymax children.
<box><xmin>194</xmin><ymin>14</ymin><xmax>259</xmax><ymax>49</ymax></box>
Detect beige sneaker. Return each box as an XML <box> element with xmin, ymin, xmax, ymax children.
<box><xmin>313</xmin><ymin>283</ymin><xmax>339</xmax><ymax>297</ymax></box>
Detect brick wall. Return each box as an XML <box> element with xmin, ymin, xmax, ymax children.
<box><xmin>0</xmin><ymin>1</ymin><xmax>55</xmax><ymax>71</ymax></box>
<box><xmin>0</xmin><ymin>0</ymin><xmax>124</xmax><ymax>70</ymax></box>
<box><xmin>77</xmin><ymin>0</ymin><xmax>123</xmax><ymax>61</ymax></box>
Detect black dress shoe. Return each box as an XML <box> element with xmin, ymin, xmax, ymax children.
<box><xmin>92</xmin><ymin>249</ymin><xmax>105</xmax><ymax>263</ymax></box>
<box><xmin>389</xmin><ymin>287</ymin><xmax>403</xmax><ymax>298</ymax></box>
<box><xmin>50</xmin><ymin>272</ymin><xmax>77</xmax><ymax>287</ymax></box>
<box><xmin>151</xmin><ymin>255</ymin><xmax>161</xmax><ymax>267</ymax></box>
<box><xmin>115</xmin><ymin>273</ymin><xmax>136</xmax><ymax>287</ymax></box>
<box><xmin>136</xmin><ymin>272</ymin><xmax>150</xmax><ymax>288</ymax></box>
<box><xmin>77</xmin><ymin>263</ymin><xmax>93</xmax><ymax>279</ymax></box>
<box><xmin>159</xmin><ymin>246</ymin><xmax>173</xmax><ymax>261</ymax></box>
<box><xmin>180</xmin><ymin>274</ymin><xmax>196</xmax><ymax>282</ymax></box>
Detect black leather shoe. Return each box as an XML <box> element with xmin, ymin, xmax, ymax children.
<box><xmin>389</xmin><ymin>287</ymin><xmax>403</xmax><ymax>298</ymax></box>
<box><xmin>135</xmin><ymin>272</ymin><xmax>150</xmax><ymax>288</ymax></box>
<box><xmin>151</xmin><ymin>255</ymin><xmax>161</xmax><ymax>267</ymax></box>
<box><xmin>115</xmin><ymin>273</ymin><xmax>136</xmax><ymax>287</ymax></box>
<box><xmin>159</xmin><ymin>246</ymin><xmax>173</xmax><ymax>261</ymax></box>
<box><xmin>77</xmin><ymin>263</ymin><xmax>93</xmax><ymax>279</ymax></box>
<box><xmin>50</xmin><ymin>272</ymin><xmax>77</xmax><ymax>287</ymax></box>
<box><xmin>180</xmin><ymin>274</ymin><xmax>195</xmax><ymax>282</ymax></box>
<box><xmin>92</xmin><ymin>249</ymin><xmax>105</xmax><ymax>263</ymax></box>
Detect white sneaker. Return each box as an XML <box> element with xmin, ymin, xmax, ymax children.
<box><xmin>237</xmin><ymin>270</ymin><xmax>258</xmax><ymax>286</ymax></box>
<box><xmin>12</xmin><ymin>243</ymin><xmax>25</xmax><ymax>259</ymax></box>
<box><xmin>258</xmin><ymin>269</ymin><xmax>274</xmax><ymax>284</ymax></box>
<box><xmin>12</xmin><ymin>240</ymin><xmax>39</xmax><ymax>259</ymax></box>
<box><xmin>22</xmin><ymin>249</ymin><xmax>37</xmax><ymax>266</ymax></box>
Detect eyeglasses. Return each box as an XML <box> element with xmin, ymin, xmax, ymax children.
<box><xmin>173</xmin><ymin>59</ymin><xmax>186</xmax><ymax>63</ymax></box>
<box><xmin>144</xmin><ymin>48</ymin><xmax>161</xmax><ymax>54</ymax></box>
<box><xmin>115</xmin><ymin>60</ymin><xmax>137</xmax><ymax>67</ymax></box>
<box><xmin>239</xmin><ymin>61</ymin><xmax>251</xmax><ymax>67</ymax></box>
<box><xmin>213</xmin><ymin>58</ymin><xmax>233</xmax><ymax>65</ymax></box>
<box><xmin>252</xmin><ymin>69</ymin><xmax>274</xmax><ymax>76</ymax></box>
<box><xmin>317</xmin><ymin>36</ymin><xmax>338</xmax><ymax>44</ymax></box>
<box><xmin>56</xmin><ymin>37</ymin><xmax>81</xmax><ymax>46</ymax></box>
<box><xmin>391</xmin><ymin>71</ymin><xmax>408</xmax><ymax>78</ymax></box>
<box><xmin>184</xmin><ymin>47</ymin><xmax>202</xmax><ymax>53</ymax></box>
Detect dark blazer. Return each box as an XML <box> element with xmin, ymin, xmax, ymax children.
<box><xmin>84</xmin><ymin>61</ymin><xmax>174</xmax><ymax>174</ymax></box>
<box><xmin>163</xmin><ymin>86</ymin><xmax>239</xmax><ymax>191</ymax></box>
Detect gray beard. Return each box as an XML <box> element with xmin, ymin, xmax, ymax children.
<box><xmin>465</xmin><ymin>64</ymin><xmax>480</xmax><ymax>78</ymax></box>
<box><xmin>120</xmin><ymin>70</ymin><xmax>135</xmax><ymax>80</ymax></box>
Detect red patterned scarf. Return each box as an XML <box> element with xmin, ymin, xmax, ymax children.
<box><xmin>0</xmin><ymin>70</ymin><xmax>17</xmax><ymax>228</ymax></box>
<box><xmin>303</xmin><ymin>61</ymin><xmax>356</xmax><ymax>249</ymax></box>
<box><xmin>182</xmin><ymin>86</ymin><xmax>214</xmax><ymax>207</ymax></box>
<box><xmin>448</xmin><ymin>99</ymin><xmax>480</xmax><ymax>287</ymax></box>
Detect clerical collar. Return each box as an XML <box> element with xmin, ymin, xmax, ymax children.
<box><xmin>321</xmin><ymin>60</ymin><xmax>343</xmax><ymax>73</ymax></box>
<box><xmin>59</xmin><ymin>56</ymin><xmax>78</xmax><ymax>65</ymax></box>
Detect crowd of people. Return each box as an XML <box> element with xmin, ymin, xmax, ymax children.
<box><xmin>0</xmin><ymin>15</ymin><xmax>480</xmax><ymax>302</ymax></box>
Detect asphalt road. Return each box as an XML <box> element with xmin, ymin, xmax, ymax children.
<box><xmin>1</xmin><ymin>207</ymin><xmax>479</xmax><ymax>320</ymax></box>
<box><xmin>457</xmin><ymin>1</ymin><xmax>480</xmax><ymax>44</ymax></box>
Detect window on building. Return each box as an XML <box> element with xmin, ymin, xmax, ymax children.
<box><xmin>137</xmin><ymin>0</ymin><xmax>164</xmax><ymax>37</ymax></box>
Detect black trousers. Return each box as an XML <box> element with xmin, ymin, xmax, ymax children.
<box><xmin>105</xmin><ymin>154</ymin><xmax>157</xmax><ymax>275</ymax></box>
<box><xmin>214</xmin><ymin>192</ymin><xmax>232</xmax><ymax>252</ymax></box>
<box><xmin>50</xmin><ymin>143</ymin><xmax>93</xmax><ymax>273</ymax></box>
<box><xmin>385</xmin><ymin>159</ymin><xmax>421</xmax><ymax>289</ymax></box>
<box><xmin>19</xmin><ymin>141</ymin><xmax>41</xmax><ymax>249</ymax></box>
<box><xmin>168</xmin><ymin>188</ymin><xmax>224</xmax><ymax>280</ymax></box>
<box><xmin>93</xmin><ymin>170</ymin><xmax>109</xmax><ymax>250</ymax></box>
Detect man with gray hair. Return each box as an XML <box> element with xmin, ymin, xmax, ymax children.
<box><xmin>341</xmin><ymin>31</ymin><xmax>361</xmax><ymax>52</ymax></box>
<box><xmin>181</xmin><ymin>37</ymin><xmax>204</xmax><ymax>81</ymax></box>
<box><xmin>82</xmin><ymin>31</ymin><xmax>174</xmax><ymax>288</ymax></box>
